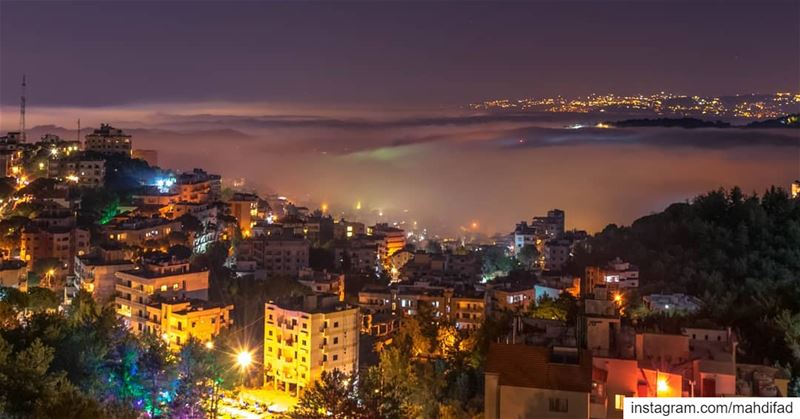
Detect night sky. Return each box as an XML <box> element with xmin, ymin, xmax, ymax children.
<box><xmin>0</xmin><ymin>1</ymin><xmax>798</xmax><ymax>235</ymax></box>
<box><xmin>1</xmin><ymin>1</ymin><xmax>798</xmax><ymax>107</ymax></box>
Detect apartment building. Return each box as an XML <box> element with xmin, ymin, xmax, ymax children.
<box><xmin>84</xmin><ymin>123</ymin><xmax>132</xmax><ymax>155</ymax></box>
<box><xmin>115</xmin><ymin>255</ymin><xmax>210</xmax><ymax>335</ymax></box>
<box><xmin>264</xmin><ymin>294</ymin><xmax>360</xmax><ymax>396</ymax></box>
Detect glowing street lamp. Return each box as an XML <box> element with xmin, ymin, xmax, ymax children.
<box><xmin>205</xmin><ymin>341</ymin><xmax>214</xmax><ymax>350</ymax></box>
<box><xmin>236</xmin><ymin>350</ymin><xmax>252</xmax><ymax>369</ymax></box>
<box><xmin>613</xmin><ymin>293</ymin><xmax>623</xmax><ymax>304</ymax></box>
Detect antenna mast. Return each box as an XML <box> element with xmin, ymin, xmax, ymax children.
<box><xmin>19</xmin><ymin>75</ymin><xmax>26</xmax><ymax>142</ymax></box>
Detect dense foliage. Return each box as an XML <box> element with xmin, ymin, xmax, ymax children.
<box><xmin>572</xmin><ymin>187</ymin><xmax>800</xmax><ymax>377</ymax></box>
<box><xmin>0</xmin><ymin>289</ymin><xmax>238</xmax><ymax>418</ymax></box>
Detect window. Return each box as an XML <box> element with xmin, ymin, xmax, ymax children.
<box><xmin>333</xmin><ymin>321</ymin><xmax>339</xmax><ymax>328</ymax></box>
<box><xmin>333</xmin><ymin>354</ymin><xmax>338</xmax><ymax>361</ymax></box>
<box><xmin>614</xmin><ymin>395</ymin><xmax>625</xmax><ymax>410</ymax></box>
<box><xmin>333</xmin><ymin>337</ymin><xmax>338</xmax><ymax>345</ymax></box>
<box><xmin>548</xmin><ymin>398</ymin><xmax>568</xmax><ymax>413</ymax></box>
<box><xmin>160</xmin><ymin>285</ymin><xmax>168</xmax><ymax>292</ymax></box>
<box><xmin>323</xmin><ymin>354</ymin><xmax>327</xmax><ymax>362</ymax></box>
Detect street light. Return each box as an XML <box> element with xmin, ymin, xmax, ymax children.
<box><xmin>205</xmin><ymin>341</ymin><xmax>214</xmax><ymax>350</ymax></box>
<box><xmin>236</xmin><ymin>350</ymin><xmax>252</xmax><ymax>369</ymax></box>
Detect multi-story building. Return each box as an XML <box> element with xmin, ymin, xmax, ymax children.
<box><xmin>228</xmin><ymin>192</ymin><xmax>262</xmax><ymax>233</ymax></box>
<box><xmin>333</xmin><ymin>219</ymin><xmax>366</xmax><ymax>240</ymax></box>
<box><xmin>298</xmin><ymin>268</ymin><xmax>345</xmax><ymax>301</ymax></box>
<box><xmin>513</xmin><ymin>221</ymin><xmax>537</xmax><ymax>255</ymax></box>
<box><xmin>450</xmin><ymin>291</ymin><xmax>486</xmax><ymax>330</ymax></box>
<box><xmin>20</xmin><ymin>224</ymin><xmax>90</xmax><ymax>280</ymax></box>
<box><xmin>146</xmin><ymin>296</ymin><xmax>233</xmax><ymax>350</ymax></box>
<box><xmin>543</xmin><ymin>239</ymin><xmax>571</xmax><ymax>271</ymax></box>
<box><xmin>358</xmin><ymin>282</ymin><xmax>486</xmax><ymax>329</ymax></box>
<box><xmin>585</xmin><ymin>258</ymin><xmax>639</xmax><ymax>295</ymax></box>
<box><xmin>0</xmin><ymin>260</ymin><xmax>28</xmax><ymax>289</ymax></box>
<box><xmin>175</xmin><ymin>168</ymin><xmax>221</xmax><ymax>204</ymax></box>
<box><xmin>48</xmin><ymin>155</ymin><xmax>106</xmax><ymax>187</ymax></box>
<box><xmin>74</xmin><ymin>245</ymin><xmax>135</xmax><ymax>303</ymax></box>
<box><xmin>115</xmin><ymin>255</ymin><xmax>210</xmax><ymax>335</ymax></box>
<box><xmin>84</xmin><ymin>123</ymin><xmax>132</xmax><ymax>155</ymax></box>
<box><xmin>0</xmin><ymin>132</ymin><xmax>24</xmax><ymax>177</ymax></box>
<box><xmin>487</xmin><ymin>280</ymin><xmax>536</xmax><ymax>312</ymax></box>
<box><xmin>264</xmin><ymin>294</ymin><xmax>360</xmax><ymax>396</ymax></box>
<box><xmin>485</xmin><ymin>344</ymin><xmax>592</xmax><ymax>419</ymax></box>
<box><xmin>104</xmin><ymin>216</ymin><xmax>182</xmax><ymax>246</ymax></box>
<box><xmin>532</xmin><ymin>209</ymin><xmax>566</xmax><ymax>240</ymax></box>
<box><xmin>238</xmin><ymin>235</ymin><xmax>310</xmax><ymax>278</ymax></box>
<box><xmin>792</xmin><ymin>180</ymin><xmax>800</xmax><ymax>199</ymax></box>
<box><xmin>333</xmin><ymin>241</ymin><xmax>378</xmax><ymax>273</ymax></box>
<box><xmin>369</xmin><ymin>223</ymin><xmax>405</xmax><ymax>263</ymax></box>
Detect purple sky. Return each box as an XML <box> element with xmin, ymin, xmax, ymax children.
<box><xmin>1</xmin><ymin>1</ymin><xmax>798</xmax><ymax>108</ymax></box>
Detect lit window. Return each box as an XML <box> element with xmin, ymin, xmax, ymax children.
<box><xmin>160</xmin><ymin>285</ymin><xmax>167</xmax><ymax>292</ymax></box>
<box><xmin>615</xmin><ymin>394</ymin><xmax>625</xmax><ymax>410</ymax></box>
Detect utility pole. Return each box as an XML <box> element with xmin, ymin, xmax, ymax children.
<box><xmin>19</xmin><ymin>75</ymin><xmax>26</xmax><ymax>142</ymax></box>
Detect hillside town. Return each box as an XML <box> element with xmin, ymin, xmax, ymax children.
<box><xmin>0</xmin><ymin>124</ymin><xmax>796</xmax><ymax>419</ymax></box>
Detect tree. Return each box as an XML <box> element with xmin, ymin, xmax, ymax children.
<box><xmin>481</xmin><ymin>246</ymin><xmax>514</xmax><ymax>280</ymax></box>
<box><xmin>27</xmin><ymin>286</ymin><xmax>60</xmax><ymax>312</ymax></box>
<box><xmin>291</xmin><ymin>369</ymin><xmax>361</xmax><ymax>419</ymax></box>
<box><xmin>177</xmin><ymin>213</ymin><xmax>203</xmax><ymax>234</ymax></box>
<box><xmin>517</xmin><ymin>244</ymin><xmax>539</xmax><ymax>269</ymax></box>
<box><xmin>170</xmin><ymin>338</ymin><xmax>236</xmax><ymax>418</ymax></box>
<box><xmin>138</xmin><ymin>333</ymin><xmax>175</xmax><ymax>417</ymax></box>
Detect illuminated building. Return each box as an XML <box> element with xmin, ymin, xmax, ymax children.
<box><xmin>175</xmin><ymin>168</ymin><xmax>221</xmax><ymax>204</ymax></box>
<box><xmin>0</xmin><ymin>260</ymin><xmax>28</xmax><ymax>289</ymax></box>
<box><xmin>584</xmin><ymin>258</ymin><xmax>639</xmax><ymax>296</ymax></box>
<box><xmin>228</xmin><ymin>192</ymin><xmax>263</xmax><ymax>232</ymax></box>
<box><xmin>358</xmin><ymin>282</ymin><xmax>486</xmax><ymax>329</ymax></box>
<box><xmin>450</xmin><ymin>292</ymin><xmax>485</xmax><ymax>330</ymax></box>
<box><xmin>333</xmin><ymin>219</ymin><xmax>365</xmax><ymax>239</ymax></box>
<box><xmin>238</xmin><ymin>235</ymin><xmax>309</xmax><ymax>278</ymax></box>
<box><xmin>512</xmin><ymin>221</ymin><xmax>536</xmax><ymax>255</ymax></box>
<box><xmin>368</xmin><ymin>223</ymin><xmax>405</xmax><ymax>264</ymax></box>
<box><xmin>485</xmin><ymin>344</ymin><xmax>593</xmax><ymax>419</ymax></box>
<box><xmin>0</xmin><ymin>132</ymin><xmax>25</xmax><ymax>177</ymax></box>
<box><xmin>532</xmin><ymin>209</ymin><xmax>566</xmax><ymax>240</ymax></box>
<box><xmin>74</xmin><ymin>245</ymin><xmax>135</xmax><ymax>303</ymax></box>
<box><xmin>298</xmin><ymin>268</ymin><xmax>345</xmax><ymax>301</ymax></box>
<box><xmin>20</xmin><ymin>223</ymin><xmax>90</xmax><ymax>282</ymax></box>
<box><xmin>36</xmin><ymin>134</ymin><xmax>80</xmax><ymax>155</ymax></box>
<box><xmin>146</xmin><ymin>296</ymin><xmax>233</xmax><ymax>350</ymax></box>
<box><xmin>84</xmin><ymin>123</ymin><xmax>132</xmax><ymax>155</ymax></box>
<box><xmin>104</xmin><ymin>216</ymin><xmax>182</xmax><ymax>246</ymax></box>
<box><xmin>487</xmin><ymin>280</ymin><xmax>536</xmax><ymax>312</ymax></box>
<box><xmin>115</xmin><ymin>254</ymin><xmax>211</xmax><ymax>335</ymax></box>
<box><xmin>792</xmin><ymin>180</ymin><xmax>800</xmax><ymax>199</ymax></box>
<box><xmin>264</xmin><ymin>294</ymin><xmax>360</xmax><ymax>396</ymax></box>
<box><xmin>47</xmin><ymin>155</ymin><xmax>106</xmax><ymax>187</ymax></box>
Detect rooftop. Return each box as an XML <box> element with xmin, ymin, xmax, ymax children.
<box><xmin>485</xmin><ymin>344</ymin><xmax>592</xmax><ymax>393</ymax></box>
